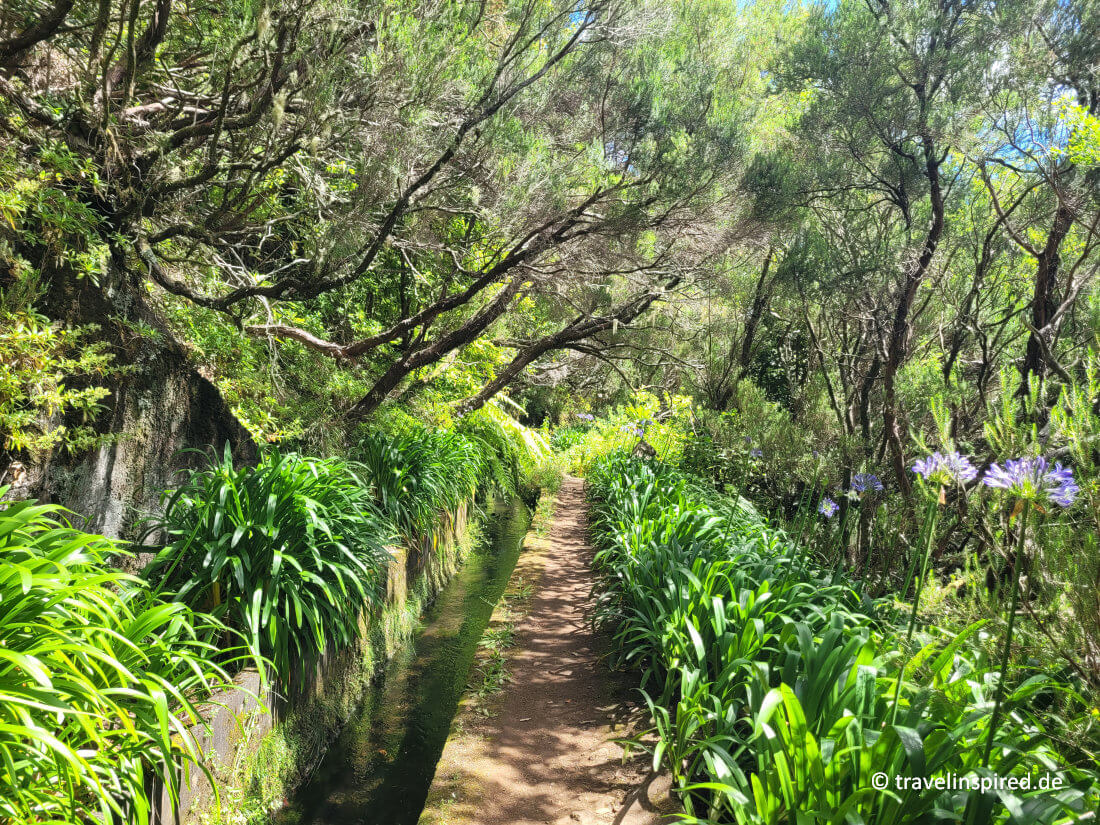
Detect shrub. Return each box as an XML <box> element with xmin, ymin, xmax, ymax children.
<box><xmin>456</xmin><ymin>410</ymin><xmax>529</xmax><ymax>498</ymax></box>
<box><xmin>557</xmin><ymin>391</ymin><xmax>694</xmax><ymax>475</ymax></box>
<box><xmin>550</xmin><ymin>423</ymin><xmax>592</xmax><ymax>452</ymax></box>
<box><xmin>142</xmin><ymin>448</ymin><xmax>392</xmax><ymax>681</ymax></box>
<box><xmin>0</xmin><ymin>493</ymin><xmax>238</xmax><ymax>824</ymax></box>
<box><xmin>356</xmin><ymin>409</ymin><xmax>549</xmax><ymax>539</ymax></box>
<box><xmin>0</xmin><ymin>308</ymin><xmax>114</xmax><ymax>458</ymax></box>
<box><xmin>525</xmin><ymin>451</ymin><xmax>568</xmax><ymax>498</ymax></box>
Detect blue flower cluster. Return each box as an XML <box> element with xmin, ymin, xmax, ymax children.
<box><xmin>982</xmin><ymin>456</ymin><xmax>1079</xmax><ymax>508</ymax></box>
<box><xmin>910</xmin><ymin>451</ymin><xmax>1078</xmax><ymax>508</ymax></box>
<box><xmin>813</xmin><ymin>451</ymin><xmax>1079</xmax><ymax>520</ymax></box>
<box><xmin>816</xmin><ymin>474</ymin><xmax>883</xmax><ymax>518</ymax></box>
<box><xmin>851</xmin><ymin>473</ymin><xmax>884</xmax><ymax>494</ymax></box>
<box><xmin>910</xmin><ymin>451</ymin><xmax>979</xmax><ymax>486</ymax></box>
<box><xmin>619</xmin><ymin>418</ymin><xmax>653</xmax><ymax>438</ymax></box>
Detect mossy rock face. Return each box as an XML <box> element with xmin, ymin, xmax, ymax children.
<box><xmin>19</xmin><ymin>263</ymin><xmax>256</xmax><ymax>544</ymax></box>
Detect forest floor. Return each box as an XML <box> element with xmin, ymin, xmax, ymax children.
<box><xmin>418</xmin><ymin>476</ymin><xmax>676</xmax><ymax>825</ymax></box>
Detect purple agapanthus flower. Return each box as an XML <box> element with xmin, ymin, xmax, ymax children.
<box><xmin>911</xmin><ymin>451</ymin><xmax>979</xmax><ymax>486</ymax></box>
<box><xmin>851</xmin><ymin>473</ymin><xmax>884</xmax><ymax>494</ymax></box>
<box><xmin>818</xmin><ymin>497</ymin><xmax>839</xmax><ymax>518</ymax></box>
<box><xmin>750</xmin><ymin>448</ymin><xmax>764</xmax><ymax>459</ymax></box>
<box><xmin>744</xmin><ymin>435</ymin><xmax>753</xmax><ymax>445</ymax></box>
<box><xmin>983</xmin><ymin>457</ymin><xmax>1079</xmax><ymax>508</ymax></box>
<box><xmin>577</xmin><ymin>412</ymin><xmax>595</xmax><ymax>421</ymax></box>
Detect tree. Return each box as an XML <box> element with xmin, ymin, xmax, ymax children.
<box><xmin>978</xmin><ymin>0</ymin><xmax>1100</xmax><ymax>401</ymax></box>
<box><xmin>778</xmin><ymin>0</ymin><xmax>1007</xmax><ymax>493</ymax></box>
<box><xmin>1</xmin><ymin>0</ymin><xmax>746</xmax><ymax>421</ymax></box>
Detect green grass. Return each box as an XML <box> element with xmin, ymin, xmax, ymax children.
<box><xmin>469</xmin><ymin>576</ymin><xmax>532</xmax><ymax>715</ymax></box>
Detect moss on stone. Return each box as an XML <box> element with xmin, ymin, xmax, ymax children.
<box><xmin>199</xmin><ymin>508</ymin><xmax>482</xmax><ymax>825</ymax></box>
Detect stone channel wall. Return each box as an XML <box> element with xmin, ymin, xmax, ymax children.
<box><xmin>153</xmin><ymin>501</ymin><xmax>474</xmax><ymax>825</ymax></box>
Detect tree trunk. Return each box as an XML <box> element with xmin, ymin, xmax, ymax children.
<box><xmin>1018</xmin><ymin>198</ymin><xmax>1075</xmax><ymax>397</ymax></box>
<box><xmin>737</xmin><ymin>248</ymin><xmax>774</xmax><ymax>379</ymax></box>
<box><xmin>881</xmin><ymin>142</ymin><xmax>945</xmax><ymax>496</ymax></box>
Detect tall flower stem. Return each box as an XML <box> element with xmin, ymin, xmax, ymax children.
<box><xmin>778</xmin><ymin>480</ymin><xmax>817</xmax><ymax>593</ymax></box>
<box><xmin>737</xmin><ymin>457</ymin><xmax>751</xmax><ymax>502</ymax></box>
<box><xmin>887</xmin><ymin>493</ymin><xmax>942</xmax><ymax>725</ymax></box>
<box><xmin>794</xmin><ymin>462</ymin><xmax>823</xmax><ymax>550</ymax></box>
<box><xmin>904</xmin><ymin>496</ymin><xmax>940</xmax><ymax>644</ymax></box>
<box><xmin>833</xmin><ymin>503</ymin><xmax>854</xmax><ymax>574</ymax></box>
<box><xmin>982</xmin><ymin>504</ymin><xmax>1030</xmax><ymax>768</ymax></box>
<box><xmin>889</xmin><ymin>497</ymin><xmax>939</xmax><ymax>724</ymax></box>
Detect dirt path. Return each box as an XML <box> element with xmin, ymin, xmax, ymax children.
<box><xmin>419</xmin><ymin>477</ymin><xmax>675</xmax><ymax>825</ymax></box>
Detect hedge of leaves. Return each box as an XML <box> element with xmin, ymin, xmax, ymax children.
<box><xmin>142</xmin><ymin>449</ymin><xmax>394</xmax><ymax>681</ymax></box>
<box><xmin>144</xmin><ymin>415</ymin><xmax>544</xmax><ymax>684</ymax></box>
<box><xmin>586</xmin><ymin>453</ymin><xmax>1098</xmax><ymax>824</ymax></box>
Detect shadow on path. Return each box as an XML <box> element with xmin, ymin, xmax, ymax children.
<box><xmin>420</xmin><ymin>477</ymin><xmax>676</xmax><ymax>825</ymax></box>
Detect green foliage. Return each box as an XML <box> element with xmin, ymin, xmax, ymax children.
<box><xmin>557</xmin><ymin>390</ymin><xmax>694</xmax><ymax>474</ymax></box>
<box><xmin>0</xmin><ymin>143</ymin><xmax>108</xmax><ymax>283</ymax></box>
<box><xmin>1048</xmin><ymin>351</ymin><xmax>1100</xmax><ymax>663</ymax></box>
<box><xmin>355</xmin><ymin>427</ymin><xmax>482</xmax><ymax>542</ymax></box>
<box><xmin>455</xmin><ymin>409</ymin><xmax>531</xmax><ymax>498</ymax></box>
<box><xmin>0</xmin><ymin>308</ymin><xmax>114</xmax><ymax>458</ymax></box>
<box><xmin>142</xmin><ymin>448</ymin><xmax>393</xmax><ymax>682</ymax></box>
<box><xmin>159</xmin><ymin>299</ymin><xmax>370</xmax><ymax>448</ymax></box>
<box><xmin>524</xmin><ymin>451</ymin><xmax>567</xmax><ymax>499</ymax></box>
<box><xmin>549</xmin><ymin>423</ymin><xmax>592</xmax><ymax>452</ymax></box>
<box><xmin>677</xmin><ymin>380</ymin><xmax>836</xmax><ymax>513</ymax></box>
<box><xmin>354</xmin><ymin>406</ymin><xmax>548</xmax><ymax>540</ymax></box>
<box><xmin>0</xmin><ymin>493</ymin><xmax>239</xmax><ymax>824</ymax></box>
<box><xmin>586</xmin><ymin>455</ymin><xmax>1099</xmax><ymax>824</ymax></box>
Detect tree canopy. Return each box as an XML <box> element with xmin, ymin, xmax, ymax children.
<box><xmin>2</xmin><ymin>0</ymin><xmax>1098</xmax><ymax>461</ymax></box>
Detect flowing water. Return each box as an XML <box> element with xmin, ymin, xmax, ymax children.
<box><xmin>271</xmin><ymin>497</ymin><xmax>531</xmax><ymax>825</ymax></box>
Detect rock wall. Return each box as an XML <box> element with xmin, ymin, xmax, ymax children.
<box><xmin>8</xmin><ymin>268</ymin><xmax>256</xmax><ymax>542</ymax></box>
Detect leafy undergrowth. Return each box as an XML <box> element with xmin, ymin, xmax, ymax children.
<box><xmin>1</xmin><ymin>409</ymin><xmax>554</xmax><ymax>823</ymax></box>
<box><xmin>143</xmin><ymin>448</ymin><xmax>394</xmax><ymax>683</ymax></box>
<box><xmin>0</xmin><ymin>494</ymin><xmax>242</xmax><ymax>825</ymax></box>
<box><xmin>586</xmin><ymin>453</ymin><xmax>1099</xmax><ymax>825</ymax></box>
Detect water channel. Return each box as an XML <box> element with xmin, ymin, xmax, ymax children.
<box><xmin>271</xmin><ymin>497</ymin><xmax>531</xmax><ymax>825</ymax></box>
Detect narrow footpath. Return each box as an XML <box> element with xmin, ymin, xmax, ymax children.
<box><xmin>419</xmin><ymin>477</ymin><xmax>675</xmax><ymax>825</ymax></box>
